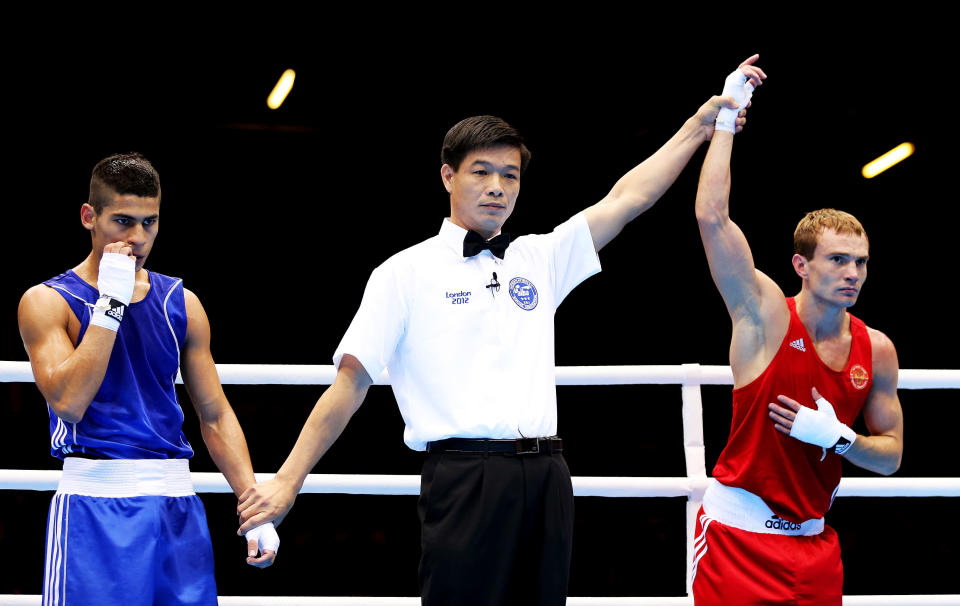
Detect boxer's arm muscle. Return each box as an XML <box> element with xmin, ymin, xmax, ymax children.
<box><xmin>842</xmin><ymin>329</ymin><xmax>903</xmax><ymax>475</ymax></box>
<box><xmin>181</xmin><ymin>289</ymin><xmax>277</xmax><ymax>567</ymax></box>
<box><xmin>695</xmin><ymin>132</ymin><xmax>788</xmax><ymax>385</ymax></box>
<box><xmin>180</xmin><ymin>288</ymin><xmax>257</xmax><ymax>497</ymax></box>
<box><xmin>18</xmin><ymin>285</ymin><xmax>118</xmax><ymax>422</ymax></box>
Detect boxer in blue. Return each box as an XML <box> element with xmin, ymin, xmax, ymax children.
<box><xmin>18</xmin><ymin>153</ymin><xmax>278</xmax><ymax>605</ymax></box>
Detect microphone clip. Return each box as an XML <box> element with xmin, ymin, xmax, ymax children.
<box><xmin>486</xmin><ymin>271</ymin><xmax>501</xmax><ymax>295</ymax></box>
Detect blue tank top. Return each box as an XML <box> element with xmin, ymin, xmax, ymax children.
<box><xmin>43</xmin><ymin>269</ymin><xmax>194</xmax><ymax>459</ymax></box>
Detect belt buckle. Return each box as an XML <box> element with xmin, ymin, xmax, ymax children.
<box><xmin>516</xmin><ymin>438</ymin><xmax>540</xmax><ymax>455</ymax></box>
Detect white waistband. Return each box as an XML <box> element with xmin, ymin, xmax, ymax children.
<box><xmin>58</xmin><ymin>458</ymin><xmax>195</xmax><ymax>497</ymax></box>
<box><xmin>702</xmin><ymin>479</ymin><xmax>824</xmax><ymax>536</ymax></box>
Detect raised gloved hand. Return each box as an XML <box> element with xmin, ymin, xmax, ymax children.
<box><xmin>715</xmin><ymin>69</ymin><xmax>756</xmax><ymax>134</ymax></box>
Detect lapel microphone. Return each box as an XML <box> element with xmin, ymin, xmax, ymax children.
<box><xmin>486</xmin><ymin>272</ymin><xmax>501</xmax><ymax>294</ymax></box>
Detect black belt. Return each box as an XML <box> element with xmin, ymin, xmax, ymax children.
<box><xmin>426</xmin><ymin>437</ymin><xmax>562</xmax><ymax>455</ymax></box>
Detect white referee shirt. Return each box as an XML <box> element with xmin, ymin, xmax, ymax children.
<box><xmin>333</xmin><ymin>212</ymin><xmax>601</xmax><ymax>451</ymax></box>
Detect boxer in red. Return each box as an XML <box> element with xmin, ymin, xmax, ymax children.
<box><xmin>691</xmin><ymin>60</ymin><xmax>904</xmax><ymax>605</ymax></box>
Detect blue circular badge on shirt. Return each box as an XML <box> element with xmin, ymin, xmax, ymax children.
<box><xmin>509</xmin><ymin>277</ymin><xmax>539</xmax><ymax>310</ymax></box>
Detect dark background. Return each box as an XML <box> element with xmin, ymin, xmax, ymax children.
<box><xmin>2</xmin><ymin>33</ymin><xmax>957</xmax><ymax>598</ymax></box>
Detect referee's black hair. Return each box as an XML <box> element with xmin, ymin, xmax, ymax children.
<box><xmin>441</xmin><ymin>116</ymin><xmax>531</xmax><ymax>175</ymax></box>
<box><xmin>88</xmin><ymin>152</ymin><xmax>161</xmax><ymax>213</ymax></box>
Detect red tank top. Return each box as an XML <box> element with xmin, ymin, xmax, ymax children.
<box><xmin>712</xmin><ymin>297</ymin><xmax>872</xmax><ymax>522</ymax></box>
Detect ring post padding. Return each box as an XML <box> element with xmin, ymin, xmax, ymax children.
<box><xmin>680</xmin><ymin>363</ymin><xmax>707</xmax><ymax>595</ymax></box>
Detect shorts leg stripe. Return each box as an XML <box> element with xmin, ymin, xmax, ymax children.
<box><xmin>52</xmin><ymin>494</ymin><xmax>67</xmax><ymax>606</ymax></box>
<box><xmin>42</xmin><ymin>495</ymin><xmax>57</xmax><ymax>606</ymax></box>
<box><xmin>690</xmin><ymin>515</ymin><xmax>714</xmax><ymax>586</ymax></box>
<box><xmin>693</xmin><ymin>513</ymin><xmax>712</xmax><ymax>551</ymax></box>
<box><xmin>43</xmin><ymin>494</ymin><xmax>65</xmax><ymax>606</ymax></box>
<box><xmin>48</xmin><ymin>494</ymin><xmax>63</xmax><ymax>606</ymax></box>
<box><xmin>62</xmin><ymin>496</ymin><xmax>70</xmax><ymax>605</ymax></box>
<box><xmin>53</xmin><ymin>494</ymin><xmax>65</xmax><ymax>606</ymax></box>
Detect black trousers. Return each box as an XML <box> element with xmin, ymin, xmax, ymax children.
<box><xmin>418</xmin><ymin>449</ymin><xmax>574</xmax><ymax>606</ymax></box>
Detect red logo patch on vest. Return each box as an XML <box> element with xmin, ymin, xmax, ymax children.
<box><xmin>849</xmin><ymin>364</ymin><xmax>869</xmax><ymax>390</ymax></box>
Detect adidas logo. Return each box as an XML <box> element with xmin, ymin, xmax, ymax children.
<box><xmin>765</xmin><ymin>515</ymin><xmax>803</xmax><ymax>531</ymax></box>
<box><xmin>106</xmin><ymin>302</ymin><xmax>125</xmax><ymax>322</ymax></box>
<box><xmin>789</xmin><ymin>338</ymin><xmax>806</xmax><ymax>352</ymax></box>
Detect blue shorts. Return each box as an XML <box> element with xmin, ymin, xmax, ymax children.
<box><xmin>43</xmin><ymin>459</ymin><xmax>217</xmax><ymax>606</ymax></box>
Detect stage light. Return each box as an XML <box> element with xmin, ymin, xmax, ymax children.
<box><xmin>862</xmin><ymin>143</ymin><xmax>914</xmax><ymax>178</ymax></box>
<box><xmin>267</xmin><ymin>69</ymin><xmax>296</xmax><ymax>110</ymax></box>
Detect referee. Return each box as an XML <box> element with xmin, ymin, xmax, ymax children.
<box><xmin>237</xmin><ymin>57</ymin><xmax>758</xmax><ymax>605</ymax></box>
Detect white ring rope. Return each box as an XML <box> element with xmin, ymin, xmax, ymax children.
<box><xmin>3</xmin><ymin>470</ymin><xmax>959</xmax><ymax>498</ymax></box>
<box><xmin>1</xmin><ymin>596</ymin><xmax>958</xmax><ymax>606</ymax></box>
<box><xmin>2</xmin><ymin>361</ymin><xmax>960</xmax><ymax>388</ymax></box>
<box><xmin>3</xmin><ymin>361</ymin><xmax>957</xmax><ymax>605</ymax></box>
<box><xmin>214</xmin><ymin>598</ymin><xmax>960</xmax><ymax>606</ymax></box>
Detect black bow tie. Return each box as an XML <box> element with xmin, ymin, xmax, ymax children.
<box><xmin>463</xmin><ymin>230</ymin><xmax>511</xmax><ymax>259</ymax></box>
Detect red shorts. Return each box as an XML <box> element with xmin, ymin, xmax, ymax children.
<box><xmin>691</xmin><ymin>506</ymin><xmax>842</xmax><ymax>606</ymax></box>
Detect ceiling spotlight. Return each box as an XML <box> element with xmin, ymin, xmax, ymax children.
<box><xmin>267</xmin><ymin>69</ymin><xmax>296</xmax><ymax>110</ymax></box>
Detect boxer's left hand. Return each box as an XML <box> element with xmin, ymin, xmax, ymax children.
<box><xmin>244</xmin><ymin>522</ymin><xmax>279</xmax><ymax>568</ymax></box>
<box><xmin>769</xmin><ymin>387</ymin><xmax>857</xmax><ymax>461</ymax></box>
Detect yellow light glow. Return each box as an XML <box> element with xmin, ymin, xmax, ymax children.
<box><xmin>862</xmin><ymin>142</ymin><xmax>914</xmax><ymax>179</ymax></box>
<box><xmin>266</xmin><ymin>69</ymin><xmax>296</xmax><ymax>110</ymax></box>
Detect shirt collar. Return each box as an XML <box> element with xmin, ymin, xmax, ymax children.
<box><xmin>438</xmin><ymin>218</ymin><xmax>505</xmax><ymax>264</ymax></box>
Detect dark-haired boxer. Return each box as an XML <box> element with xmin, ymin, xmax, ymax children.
<box><xmin>18</xmin><ymin>153</ymin><xmax>278</xmax><ymax>606</ymax></box>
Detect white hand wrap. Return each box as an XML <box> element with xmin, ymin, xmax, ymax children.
<box><xmin>245</xmin><ymin>522</ymin><xmax>280</xmax><ymax>555</ymax></box>
<box><xmin>715</xmin><ymin>70</ymin><xmax>755</xmax><ymax>134</ymax></box>
<box><xmin>789</xmin><ymin>396</ymin><xmax>857</xmax><ymax>461</ymax></box>
<box><xmin>90</xmin><ymin>253</ymin><xmax>136</xmax><ymax>331</ymax></box>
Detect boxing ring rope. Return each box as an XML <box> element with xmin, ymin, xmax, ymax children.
<box><xmin>4</xmin><ymin>361</ymin><xmax>957</xmax><ymax>388</ymax></box>
<box><xmin>2</xmin><ymin>361</ymin><xmax>958</xmax><ymax>606</ymax></box>
<box><xmin>4</xmin><ymin>471</ymin><xmax>960</xmax><ymax>498</ymax></box>
<box><xmin>1</xmin><ymin>597</ymin><xmax>957</xmax><ymax>606</ymax></box>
